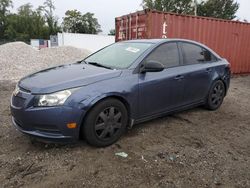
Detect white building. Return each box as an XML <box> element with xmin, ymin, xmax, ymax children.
<box><xmin>57</xmin><ymin>33</ymin><xmax>115</xmax><ymax>52</ymax></box>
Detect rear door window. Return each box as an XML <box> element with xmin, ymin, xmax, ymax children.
<box><xmin>181</xmin><ymin>42</ymin><xmax>216</xmax><ymax>65</ymax></box>
<box><xmin>145</xmin><ymin>42</ymin><xmax>180</xmax><ymax>68</ymax></box>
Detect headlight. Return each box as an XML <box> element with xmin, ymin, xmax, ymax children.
<box><xmin>37</xmin><ymin>90</ymin><xmax>72</xmax><ymax>107</ymax></box>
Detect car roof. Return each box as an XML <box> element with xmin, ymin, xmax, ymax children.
<box><xmin>122</xmin><ymin>39</ymin><xmax>167</xmax><ymax>44</ymax></box>
<box><xmin>121</xmin><ymin>38</ymin><xmax>221</xmax><ymax>58</ymax></box>
<box><xmin>121</xmin><ymin>38</ymin><xmax>200</xmax><ymax>44</ymax></box>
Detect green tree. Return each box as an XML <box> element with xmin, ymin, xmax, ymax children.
<box><xmin>8</xmin><ymin>3</ymin><xmax>34</xmax><ymax>41</ymax></box>
<box><xmin>63</xmin><ymin>10</ymin><xmax>85</xmax><ymax>33</ymax></box>
<box><xmin>4</xmin><ymin>14</ymin><xmax>17</xmax><ymax>39</ymax></box>
<box><xmin>40</xmin><ymin>0</ymin><xmax>60</xmax><ymax>35</ymax></box>
<box><xmin>83</xmin><ymin>12</ymin><xmax>102</xmax><ymax>34</ymax></box>
<box><xmin>142</xmin><ymin>0</ymin><xmax>194</xmax><ymax>14</ymax></box>
<box><xmin>0</xmin><ymin>0</ymin><xmax>12</xmax><ymax>39</ymax></box>
<box><xmin>63</xmin><ymin>10</ymin><xmax>101</xmax><ymax>34</ymax></box>
<box><xmin>4</xmin><ymin>3</ymin><xmax>49</xmax><ymax>41</ymax></box>
<box><xmin>197</xmin><ymin>0</ymin><xmax>239</xmax><ymax>20</ymax></box>
<box><xmin>142</xmin><ymin>0</ymin><xmax>239</xmax><ymax>20</ymax></box>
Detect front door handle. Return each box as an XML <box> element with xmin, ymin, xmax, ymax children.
<box><xmin>174</xmin><ymin>75</ymin><xmax>184</xmax><ymax>81</ymax></box>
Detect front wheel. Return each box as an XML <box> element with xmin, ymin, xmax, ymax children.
<box><xmin>82</xmin><ymin>98</ymin><xmax>128</xmax><ymax>147</ymax></box>
<box><xmin>205</xmin><ymin>80</ymin><xmax>226</xmax><ymax>110</ymax></box>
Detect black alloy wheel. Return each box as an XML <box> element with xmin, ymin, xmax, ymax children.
<box><xmin>83</xmin><ymin>98</ymin><xmax>128</xmax><ymax>147</ymax></box>
<box><xmin>206</xmin><ymin>80</ymin><xmax>225</xmax><ymax>110</ymax></box>
<box><xmin>95</xmin><ymin>107</ymin><xmax>122</xmax><ymax>140</ymax></box>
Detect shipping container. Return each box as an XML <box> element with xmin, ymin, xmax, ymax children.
<box><xmin>115</xmin><ymin>9</ymin><xmax>250</xmax><ymax>74</ymax></box>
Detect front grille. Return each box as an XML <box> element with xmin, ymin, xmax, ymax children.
<box><xmin>12</xmin><ymin>96</ymin><xmax>25</xmax><ymax>108</ymax></box>
<box><xmin>14</xmin><ymin>118</ymin><xmax>28</xmax><ymax>130</ymax></box>
<box><xmin>14</xmin><ymin>118</ymin><xmax>61</xmax><ymax>134</ymax></box>
<box><xmin>34</xmin><ymin>124</ymin><xmax>61</xmax><ymax>134</ymax></box>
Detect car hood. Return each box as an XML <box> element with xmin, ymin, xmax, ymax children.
<box><xmin>19</xmin><ymin>63</ymin><xmax>122</xmax><ymax>94</ymax></box>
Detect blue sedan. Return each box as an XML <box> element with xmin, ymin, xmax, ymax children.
<box><xmin>10</xmin><ymin>39</ymin><xmax>231</xmax><ymax>147</ymax></box>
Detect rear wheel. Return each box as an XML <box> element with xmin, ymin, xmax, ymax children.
<box><xmin>83</xmin><ymin>98</ymin><xmax>128</xmax><ymax>147</ymax></box>
<box><xmin>205</xmin><ymin>80</ymin><xmax>225</xmax><ymax>110</ymax></box>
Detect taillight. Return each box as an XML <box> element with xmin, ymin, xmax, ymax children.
<box><xmin>225</xmin><ymin>63</ymin><xmax>231</xmax><ymax>76</ymax></box>
<box><xmin>225</xmin><ymin>63</ymin><xmax>231</xmax><ymax>71</ymax></box>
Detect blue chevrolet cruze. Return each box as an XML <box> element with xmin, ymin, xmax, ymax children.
<box><xmin>11</xmin><ymin>39</ymin><xmax>231</xmax><ymax>147</ymax></box>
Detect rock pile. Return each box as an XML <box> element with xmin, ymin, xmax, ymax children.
<box><xmin>0</xmin><ymin>42</ymin><xmax>91</xmax><ymax>81</ymax></box>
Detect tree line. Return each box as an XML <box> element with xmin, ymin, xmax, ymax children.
<box><xmin>0</xmin><ymin>0</ymin><xmax>103</xmax><ymax>42</ymax></box>
<box><xmin>0</xmin><ymin>0</ymin><xmax>241</xmax><ymax>42</ymax></box>
<box><xmin>142</xmin><ymin>0</ymin><xmax>239</xmax><ymax>20</ymax></box>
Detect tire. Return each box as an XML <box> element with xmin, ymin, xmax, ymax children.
<box><xmin>205</xmin><ymin>80</ymin><xmax>226</xmax><ymax>111</ymax></box>
<box><xmin>82</xmin><ymin>98</ymin><xmax>128</xmax><ymax>147</ymax></box>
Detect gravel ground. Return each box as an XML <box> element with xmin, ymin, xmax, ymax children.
<box><xmin>0</xmin><ymin>76</ymin><xmax>249</xmax><ymax>188</ymax></box>
<box><xmin>0</xmin><ymin>42</ymin><xmax>90</xmax><ymax>81</ymax></box>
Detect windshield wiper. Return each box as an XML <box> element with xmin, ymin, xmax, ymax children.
<box><xmin>87</xmin><ymin>62</ymin><xmax>113</xmax><ymax>70</ymax></box>
<box><xmin>76</xmin><ymin>60</ymin><xmax>84</xmax><ymax>64</ymax></box>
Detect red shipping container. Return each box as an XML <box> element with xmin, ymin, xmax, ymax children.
<box><xmin>115</xmin><ymin>9</ymin><xmax>250</xmax><ymax>74</ymax></box>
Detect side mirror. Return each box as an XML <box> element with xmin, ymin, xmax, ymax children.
<box><xmin>141</xmin><ymin>61</ymin><xmax>165</xmax><ymax>73</ymax></box>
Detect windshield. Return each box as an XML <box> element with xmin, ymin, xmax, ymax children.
<box><xmin>84</xmin><ymin>42</ymin><xmax>153</xmax><ymax>69</ymax></box>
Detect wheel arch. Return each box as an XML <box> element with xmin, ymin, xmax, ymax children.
<box><xmin>79</xmin><ymin>94</ymin><xmax>131</xmax><ymax>139</ymax></box>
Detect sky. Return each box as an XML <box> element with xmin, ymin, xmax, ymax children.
<box><xmin>11</xmin><ymin>0</ymin><xmax>250</xmax><ymax>34</ymax></box>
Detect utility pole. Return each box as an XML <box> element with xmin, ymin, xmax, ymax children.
<box><xmin>194</xmin><ymin>0</ymin><xmax>198</xmax><ymax>16</ymax></box>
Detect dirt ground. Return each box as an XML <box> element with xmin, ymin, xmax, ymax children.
<box><xmin>0</xmin><ymin>76</ymin><xmax>249</xmax><ymax>188</ymax></box>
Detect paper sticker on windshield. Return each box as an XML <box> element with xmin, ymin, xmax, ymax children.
<box><xmin>126</xmin><ymin>47</ymin><xmax>140</xmax><ymax>53</ymax></box>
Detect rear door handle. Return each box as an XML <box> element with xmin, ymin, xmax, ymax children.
<box><xmin>174</xmin><ymin>75</ymin><xmax>184</xmax><ymax>80</ymax></box>
<box><xmin>206</xmin><ymin>68</ymin><xmax>212</xmax><ymax>73</ymax></box>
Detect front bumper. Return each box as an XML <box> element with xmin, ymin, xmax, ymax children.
<box><xmin>10</xmin><ymin>91</ymin><xmax>85</xmax><ymax>143</ymax></box>
<box><xmin>12</xmin><ymin>117</ymin><xmax>74</xmax><ymax>143</ymax></box>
